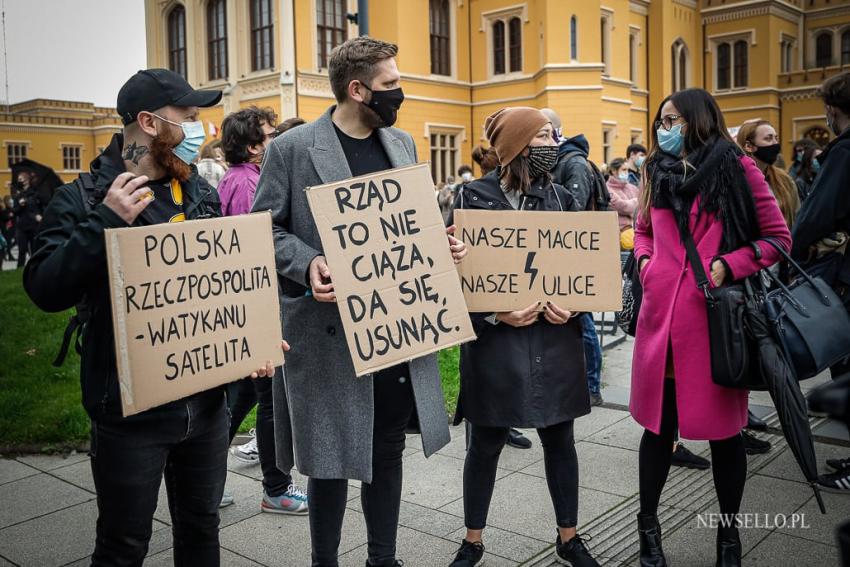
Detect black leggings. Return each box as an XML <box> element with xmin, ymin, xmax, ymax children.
<box><xmin>308</xmin><ymin>364</ymin><xmax>415</xmax><ymax>567</ymax></box>
<box><xmin>639</xmin><ymin>379</ymin><xmax>746</xmax><ymax>519</ymax></box>
<box><xmin>464</xmin><ymin>421</ymin><xmax>578</xmax><ymax>530</ymax></box>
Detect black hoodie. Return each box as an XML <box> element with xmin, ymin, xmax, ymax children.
<box><xmin>23</xmin><ymin>133</ymin><xmax>220</xmax><ymax>419</ymax></box>
<box><xmin>550</xmin><ymin>134</ymin><xmax>594</xmax><ymax>210</ymax></box>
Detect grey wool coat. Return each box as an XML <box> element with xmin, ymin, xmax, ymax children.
<box><xmin>251</xmin><ymin>106</ymin><xmax>451</xmax><ymax>483</ymax></box>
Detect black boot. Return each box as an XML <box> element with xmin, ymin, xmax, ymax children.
<box><xmin>637</xmin><ymin>513</ymin><xmax>667</xmax><ymax>567</ymax></box>
<box><xmin>716</xmin><ymin>526</ymin><xmax>742</xmax><ymax>567</ymax></box>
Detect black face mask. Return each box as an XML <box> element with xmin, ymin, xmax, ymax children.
<box><xmin>361</xmin><ymin>84</ymin><xmax>405</xmax><ymax>128</ymax></box>
<box><xmin>753</xmin><ymin>143</ymin><xmax>781</xmax><ymax>166</ymax></box>
<box><xmin>527</xmin><ymin>145</ymin><xmax>559</xmax><ymax>179</ymax></box>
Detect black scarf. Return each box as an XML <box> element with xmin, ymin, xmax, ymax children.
<box><xmin>648</xmin><ymin>137</ymin><xmax>758</xmax><ymax>253</ymax></box>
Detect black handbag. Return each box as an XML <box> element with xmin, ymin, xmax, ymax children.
<box><xmin>683</xmin><ymin>231</ymin><xmax>763</xmax><ymax>389</ymax></box>
<box><xmin>618</xmin><ymin>251</ymin><xmax>642</xmax><ymax>337</ymax></box>
<box><xmin>758</xmin><ymin>239</ymin><xmax>850</xmax><ymax>380</ymax></box>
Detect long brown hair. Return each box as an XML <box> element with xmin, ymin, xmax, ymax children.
<box><xmin>639</xmin><ymin>88</ymin><xmax>735</xmax><ymax>222</ymax></box>
<box><xmin>736</xmin><ymin>120</ymin><xmax>799</xmax><ymax>228</ymax></box>
<box><xmin>500</xmin><ymin>151</ymin><xmax>535</xmax><ymax>194</ymax></box>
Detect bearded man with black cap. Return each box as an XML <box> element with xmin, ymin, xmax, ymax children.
<box><xmin>23</xmin><ymin>69</ymin><xmax>278</xmax><ymax>567</ymax></box>
<box><xmin>252</xmin><ymin>37</ymin><xmax>466</xmax><ymax>567</ymax></box>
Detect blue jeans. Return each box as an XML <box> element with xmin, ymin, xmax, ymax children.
<box><xmin>581</xmin><ymin>312</ymin><xmax>602</xmax><ymax>394</ymax></box>
<box><xmin>89</xmin><ymin>389</ymin><xmax>228</xmax><ymax>567</ymax></box>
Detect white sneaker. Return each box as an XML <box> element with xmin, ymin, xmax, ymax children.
<box><xmin>231</xmin><ymin>428</ymin><xmax>259</xmax><ymax>464</ymax></box>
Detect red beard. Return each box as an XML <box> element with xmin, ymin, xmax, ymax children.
<box><xmin>149</xmin><ymin>128</ymin><xmax>192</xmax><ymax>183</ymax></box>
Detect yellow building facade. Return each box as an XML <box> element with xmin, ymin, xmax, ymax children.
<box><xmin>0</xmin><ymin>100</ymin><xmax>122</xmax><ymax>196</ymax></box>
<box><xmin>6</xmin><ymin>0</ymin><xmax>846</xmax><ymax>198</ymax></box>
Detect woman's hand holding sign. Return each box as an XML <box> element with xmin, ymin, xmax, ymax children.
<box><xmin>250</xmin><ymin>340</ymin><xmax>291</xmax><ymax>379</ymax></box>
<box><xmin>543</xmin><ymin>302</ymin><xmax>572</xmax><ymax>325</ymax></box>
<box><xmin>496</xmin><ymin>302</ymin><xmax>541</xmax><ymax>327</ymax></box>
<box><xmin>309</xmin><ymin>255</ymin><xmax>336</xmax><ymax>302</ymax></box>
<box><xmin>446</xmin><ymin>226</ymin><xmax>467</xmax><ymax>264</ymax></box>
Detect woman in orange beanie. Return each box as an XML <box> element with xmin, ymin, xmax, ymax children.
<box><xmin>447</xmin><ymin>107</ymin><xmax>600</xmax><ymax>567</ymax></box>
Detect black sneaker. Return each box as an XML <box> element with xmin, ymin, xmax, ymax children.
<box><xmin>590</xmin><ymin>392</ymin><xmax>604</xmax><ymax>407</ymax></box>
<box><xmin>365</xmin><ymin>561</ymin><xmax>404</xmax><ymax>567</ymax></box>
<box><xmin>671</xmin><ymin>443</ymin><xmax>710</xmax><ymax>470</ymax></box>
<box><xmin>507</xmin><ymin>428</ymin><xmax>532</xmax><ymax>449</ymax></box>
<box><xmin>826</xmin><ymin>456</ymin><xmax>850</xmax><ymax>472</ymax></box>
<box><xmin>742</xmin><ymin>431</ymin><xmax>771</xmax><ymax>455</ymax></box>
<box><xmin>817</xmin><ymin>469</ymin><xmax>850</xmax><ymax>494</ymax></box>
<box><xmin>746</xmin><ymin>410</ymin><xmax>768</xmax><ymax>431</ymax></box>
<box><xmin>555</xmin><ymin>533</ymin><xmax>600</xmax><ymax>567</ymax></box>
<box><xmin>449</xmin><ymin>540</ymin><xmax>484</xmax><ymax>567</ymax></box>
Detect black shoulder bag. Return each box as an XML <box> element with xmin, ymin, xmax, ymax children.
<box><xmin>682</xmin><ymin>230</ymin><xmax>763</xmax><ymax>390</ymax></box>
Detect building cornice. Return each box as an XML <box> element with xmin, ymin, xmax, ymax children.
<box><xmin>701</xmin><ymin>1</ymin><xmax>800</xmax><ymax>25</ymax></box>
<box><xmin>629</xmin><ymin>1</ymin><xmax>649</xmax><ymax>16</ymax></box>
<box><xmin>807</xmin><ymin>4</ymin><xmax>850</xmax><ymax>22</ymax></box>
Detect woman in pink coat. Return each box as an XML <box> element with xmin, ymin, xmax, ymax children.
<box><xmin>630</xmin><ymin>89</ymin><xmax>791</xmax><ymax>567</ymax></box>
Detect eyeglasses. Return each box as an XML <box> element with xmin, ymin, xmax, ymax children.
<box><xmin>654</xmin><ymin>114</ymin><xmax>683</xmax><ymax>131</ymax></box>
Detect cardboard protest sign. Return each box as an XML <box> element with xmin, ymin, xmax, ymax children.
<box><xmin>453</xmin><ymin>209</ymin><xmax>622</xmax><ymax>313</ymax></box>
<box><xmin>305</xmin><ymin>163</ymin><xmax>475</xmax><ymax>376</ymax></box>
<box><xmin>105</xmin><ymin>212</ymin><xmax>284</xmax><ymax>416</ymax></box>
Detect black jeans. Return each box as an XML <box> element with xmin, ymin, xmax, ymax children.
<box><xmin>464</xmin><ymin>421</ymin><xmax>579</xmax><ymax>530</ymax></box>
<box><xmin>227</xmin><ymin>372</ymin><xmax>291</xmax><ymax>496</ymax></box>
<box><xmin>308</xmin><ymin>364</ymin><xmax>415</xmax><ymax>567</ymax></box>
<box><xmin>639</xmin><ymin>379</ymin><xmax>746</xmax><ymax>519</ymax></box>
<box><xmin>89</xmin><ymin>389</ymin><xmax>228</xmax><ymax>567</ymax></box>
<box><xmin>15</xmin><ymin>226</ymin><xmax>35</xmax><ymax>268</ymax></box>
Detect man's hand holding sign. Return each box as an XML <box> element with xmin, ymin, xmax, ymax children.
<box><xmin>305</xmin><ymin>163</ymin><xmax>475</xmax><ymax>376</ymax></box>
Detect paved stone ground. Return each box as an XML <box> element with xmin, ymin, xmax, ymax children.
<box><xmin>2</xmin><ymin>339</ymin><xmax>849</xmax><ymax>566</ymax></box>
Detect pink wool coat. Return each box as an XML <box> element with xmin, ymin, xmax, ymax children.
<box><xmin>630</xmin><ymin>156</ymin><xmax>792</xmax><ymax>440</ymax></box>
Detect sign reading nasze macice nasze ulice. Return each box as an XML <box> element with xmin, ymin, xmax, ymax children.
<box><xmin>453</xmin><ymin>209</ymin><xmax>623</xmax><ymax>313</ymax></box>
<box><xmin>305</xmin><ymin>163</ymin><xmax>475</xmax><ymax>376</ymax></box>
<box><xmin>105</xmin><ymin>212</ymin><xmax>284</xmax><ymax>416</ymax></box>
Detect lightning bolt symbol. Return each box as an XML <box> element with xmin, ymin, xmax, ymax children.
<box><xmin>524</xmin><ymin>251</ymin><xmax>539</xmax><ymax>289</ymax></box>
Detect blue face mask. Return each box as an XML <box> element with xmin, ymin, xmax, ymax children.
<box><xmin>634</xmin><ymin>155</ymin><xmax>645</xmax><ymax>169</ymax></box>
<box><xmin>153</xmin><ymin>114</ymin><xmax>206</xmax><ymax>164</ymax></box>
<box><xmin>618</xmin><ymin>173</ymin><xmax>629</xmax><ymax>182</ymax></box>
<box><xmin>812</xmin><ymin>159</ymin><xmax>821</xmax><ymax>172</ymax></box>
<box><xmin>657</xmin><ymin>123</ymin><xmax>685</xmax><ymax>156</ymax></box>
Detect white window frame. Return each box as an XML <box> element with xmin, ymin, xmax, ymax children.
<box><xmin>671</xmin><ymin>39</ymin><xmax>689</xmax><ymax>92</ymax></box>
<box><xmin>428</xmin><ymin>0</ymin><xmax>458</xmax><ymax>79</ymax></box>
<box><xmin>481</xmin><ymin>4</ymin><xmax>527</xmax><ymax>79</ymax></box>
<box><xmin>780</xmin><ymin>33</ymin><xmax>796</xmax><ymax>74</ymax></box>
<box><xmin>601</xmin><ymin>123</ymin><xmax>616</xmax><ymax>167</ymax></box>
<box><xmin>708</xmin><ymin>31</ymin><xmax>754</xmax><ymax>93</ymax></box>
<box><xmin>570</xmin><ymin>15</ymin><xmax>578</xmax><ymax>62</ymax></box>
<box><xmin>60</xmin><ymin>144</ymin><xmax>83</xmax><ymax>172</ymax></box>
<box><xmin>629</xmin><ymin>26</ymin><xmax>641</xmax><ymax>85</ymax></box>
<box><xmin>425</xmin><ymin>124</ymin><xmax>465</xmax><ymax>184</ymax></box>
<box><xmin>5</xmin><ymin>141</ymin><xmax>29</xmax><ymax>167</ymax></box>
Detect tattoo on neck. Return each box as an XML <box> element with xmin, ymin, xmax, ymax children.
<box><xmin>122</xmin><ymin>141</ymin><xmax>149</xmax><ymax>165</ymax></box>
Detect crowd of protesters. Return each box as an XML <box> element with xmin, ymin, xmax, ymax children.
<box><xmin>14</xmin><ymin>32</ymin><xmax>850</xmax><ymax>567</ymax></box>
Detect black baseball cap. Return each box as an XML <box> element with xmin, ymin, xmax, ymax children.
<box><xmin>117</xmin><ymin>69</ymin><xmax>222</xmax><ymax>125</ymax></box>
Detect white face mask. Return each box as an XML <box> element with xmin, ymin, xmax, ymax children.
<box><xmin>461</xmin><ymin>172</ymin><xmax>473</xmax><ymax>182</ymax></box>
<box><xmin>618</xmin><ymin>172</ymin><xmax>629</xmax><ymax>182</ymax></box>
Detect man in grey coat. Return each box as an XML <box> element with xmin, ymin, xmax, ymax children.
<box><xmin>252</xmin><ymin>37</ymin><xmax>465</xmax><ymax>567</ymax></box>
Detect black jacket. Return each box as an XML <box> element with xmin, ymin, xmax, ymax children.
<box><xmin>450</xmin><ymin>170</ymin><xmax>590</xmax><ymax>428</ymax></box>
<box><xmin>12</xmin><ymin>188</ymin><xmax>44</xmax><ymax>232</ymax></box>
<box><xmin>550</xmin><ymin>134</ymin><xmax>593</xmax><ymax>210</ymax></box>
<box><xmin>792</xmin><ymin>127</ymin><xmax>850</xmax><ymax>284</ymax></box>
<box><xmin>23</xmin><ymin>133</ymin><xmax>220</xmax><ymax>419</ymax></box>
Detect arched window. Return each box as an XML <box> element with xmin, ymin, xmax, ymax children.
<box><xmin>733</xmin><ymin>40</ymin><xmax>748</xmax><ymax>87</ymax></box>
<box><xmin>250</xmin><ymin>0</ymin><xmax>274</xmax><ymax>71</ymax></box>
<box><xmin>492</xmin><ymin>20</ymin><xmax>505</xmax><ymax>75</ymax></box>
<box><xmin>716</xmin><ymin>42</ymin><xmax>731</xmax><ymax>90</ymax></box>
<box><xmin>671</xmin><ymin>40</ymin><xmax>688</xmax><ymax>92</ymax></box>
<box><xmin>570</xmin><ymin>16</ymin><xmax>578</xmax><ymax>61</ymax></box>
<box><xmin>816</xmin><ymin>32</ymin><xmax>833</xmax><ymax>67</ymax></box>
<box><xmin>508</xmin><ymin>17</ymin><xmax>522</xmax><ymax>72</ymax></box>
<box><xmin>207</xmin><ymin>0</ymin><xmax>228</xmax><ymax>81</ymax></box>
<box><xmin>600</xmin><ymin>14</ymin><xmax>611</xmax><ymax>76</ymax></box>
<box><xmin>842</xmin><ymin>30</ymin><xmax>850</xmax><ymax>65</ymax></box>
<box><xmin>168</xmin><ymin>5</ymin><xmax>187</xmax><ymax>79</ymax></box>
<box><xmin>429</xmin><ymin>0</ymin><xmax>451</xmax><ymax>75</ymax></box>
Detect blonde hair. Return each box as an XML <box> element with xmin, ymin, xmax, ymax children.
<box><xmin>736</xmin><ymin>120</ymin><xmax>800</xmax><ymax>228</ymax></box>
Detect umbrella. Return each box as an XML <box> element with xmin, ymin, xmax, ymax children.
<box><xmin>11</xmin><ymin>158</ymin><xmax>64</xmax><ymax>204</ymax></box>
<box><xmin>744</xmin><ymin>280</ymin><xmax>827</xmax><ymax>514</ymax></box>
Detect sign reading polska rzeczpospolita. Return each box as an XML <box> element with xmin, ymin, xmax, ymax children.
<box><xmin>306</xmin><ymin>163</ymin><xmax>475</xmax><ymax>377</ymax></box>
<box><xmin>105</xmin><ymin>212</ymin><xmax>284</xmax><ymax>416</ymax></box>
<box><xmin>453</xmin><ymin>209</ymin><xmax>623</xmax><ymax>313</ymax></box>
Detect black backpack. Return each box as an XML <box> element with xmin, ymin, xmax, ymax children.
<box><xmin>53</xmin><ymin>173</ymin><xmax>101</xmax><ymax>367</ymax></box>
<box><xmin>562</xmin><ymin>151</ymin><xmax>610</xmax><ymax>211</ymax></box>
